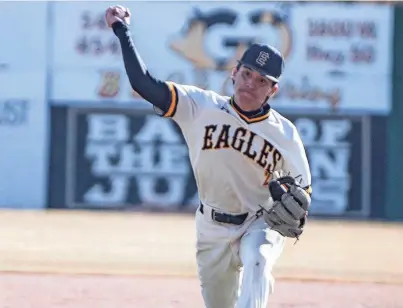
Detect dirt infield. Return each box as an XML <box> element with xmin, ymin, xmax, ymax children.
<box><xmin>0</xmin><ymin>210</ymin><xmax>402</xmax><ymax>307</ymax></box>
<box><xmin>1</xmin><ymin>274</ymin><xmax>402</xmax><ymax>308</ymax></box>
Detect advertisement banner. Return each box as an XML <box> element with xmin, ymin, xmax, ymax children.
<box><xmin>48</xmin><ymin>107</ymin><xmax>198</xmax><ymax>211</ymax></box>
<box><xmin>0</xmin><ymin>72</ymin><xmax>48</xmax><ymax>209</ymax></box>
<box><xmin>48</xmin><ymin>106</ymin><xmax>388</xmax><ymax>218</ymax></box>
<box><xmin>50</xmin><ymin>1</ymin><xmax>393</xmax><ymax>113</ymax></box>
<box><xmin>286</xmin><ymin>114</ymin><xmax>369</xmax><ymax>217</ymax></box>
<box><xmin>51</xmin><ymin>69</ymin><xmax>390</xmax><ymax>114</ymax></box>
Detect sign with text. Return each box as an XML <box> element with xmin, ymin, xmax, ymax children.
<box><xmin>51</xmin><ymin>70</ymin><xmax>149</xmax><ymax>107</ymax></box>
<box><xmin>50</xmin><ymin>2</ymin><xmax>392</xmax><ymax>113</ymax></box>
<box><xmin>0</xmin><ymin>71</ymin><xmax>48</xmax><ymax>209</ymax></box>
<box><xmin>49</xmin><ymin>106</ymin><xmax>383</xmax><ymax>218</ymax></box>
<box><xmin>287</xmin><ymin>114</ymin><xmax>368</xmax><ymax>216</ymax></box>
<box><xmin>51</xmin><ymin>70</ymin><xmax>390</xmax><ymax>114</ymax></box>
<box><xmin>58</xmin><ymin>109</ymin><xmax>198</xmax><ymax>210</ymax></box>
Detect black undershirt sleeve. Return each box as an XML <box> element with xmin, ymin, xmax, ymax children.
<box><xmin>112</xmin><ymin>21</ymin><xmax>171</xmax><ymax>113</ymax></box>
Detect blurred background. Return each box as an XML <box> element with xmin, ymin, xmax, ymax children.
<box><xmin>2</xmin><ymin>3</ymin><xmax>403</xmax><ymax>306</ymax></box>
<box><xmin>1</xmin><ymin>0</ymin><xmax>403</xmax><ymax>221</ymax></box>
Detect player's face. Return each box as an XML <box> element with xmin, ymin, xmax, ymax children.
<box><xmin>232</xmin><ymin>65</ymin><xmax>277</xmax><ymax>111</ymax></box>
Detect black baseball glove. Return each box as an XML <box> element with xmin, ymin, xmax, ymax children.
<box><xmin>262</xmin><ymin>174</ymin><xmax>311</xmax><ymax>240</ymax></box>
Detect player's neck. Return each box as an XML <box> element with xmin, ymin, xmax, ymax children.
<box><xmin>230</xmin><ymin>97</ymin><xmax>270</xmax><ymax>118</ymax></box>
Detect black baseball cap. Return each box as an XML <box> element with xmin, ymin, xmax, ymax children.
<box><xmin>238</xmin><ymin>43</ymin><xmax>285</xmax><ymax>83</ymax></box>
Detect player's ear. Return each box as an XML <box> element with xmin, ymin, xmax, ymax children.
<box><xmin>270</xmin><ymin>83</ymin><xmax>278</xmax><ymax>96</ymax></box>
<box><xmin>267</xmin><ymin>82</ymin><xmax>279</xmax><ymax>99</ymax></box>
<box><xmin>273</xmin><ymin>83</ymin><xmax>278</xmax><ymax>92</ymax></box>
<box><xmin>231</xmin><ymin>67</ymin><xmax>237</xmax><ymax>84</ymax></box>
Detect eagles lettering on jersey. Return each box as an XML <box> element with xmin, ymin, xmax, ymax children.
<box><xmin>202</xmin><ymin>124</ymin><xmax>282</xmax><ymax>185</ymax></box>
<box><xmin>160</xmin><ymin>82</ymin><xmax>311</xmax><ymax>197</ymax></box>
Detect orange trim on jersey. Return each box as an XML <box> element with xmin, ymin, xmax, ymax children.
<box><xmin>229</xmin><ymin>98</ymin><xmax>270</xmax><ymax>124</ymax></box>
<box><xmin>304</xmin><ymin>185</ymin><xmax>313</xmax><ymax>196</ymax></box>
<box><xmin>164</xmin><ymin>82</ymin><xmax>178</xmax><ymax>118</ymax></box>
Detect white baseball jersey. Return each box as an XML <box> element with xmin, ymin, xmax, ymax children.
<box><xmin>159</xmin><ymin>81</ymin><xmax>312</xmax><ymax>214</ymax></box>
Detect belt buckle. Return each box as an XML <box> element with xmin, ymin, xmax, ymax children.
<box><xmin>212</xmin><ymin>210</ymin><xmax>235</xmax><ymax>224</ymax></box>
<box><xmin>212</xmin><ymin>210</ymin><xmax>219</xmax><ymax>222</ymax></box>
<box><xmin>212</xmin><ymin>210</ymin><xmax>225</xmax><ymax>223</ymax></box>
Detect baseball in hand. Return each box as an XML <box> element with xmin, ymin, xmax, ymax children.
<box><xmin>105</xmin><ymin>5</ymin><xmax>131</xmax><ymax>27</ymax></box>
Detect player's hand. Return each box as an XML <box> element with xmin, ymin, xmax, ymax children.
<box><xmin>105</xmin><ymin>5</ymin><xmax>131</xmax><ymax>28</ymax></box>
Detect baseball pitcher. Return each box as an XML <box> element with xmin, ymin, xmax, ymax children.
<box><xmin>105</xmin><ymin>5</ymin><xmax>312</xmax><ymax>308</ymax></box>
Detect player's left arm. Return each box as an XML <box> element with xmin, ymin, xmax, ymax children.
<box><xmin>282</xmin><ymin>129</ymin><xmax>312</xmax><ymax>197</ymax></box>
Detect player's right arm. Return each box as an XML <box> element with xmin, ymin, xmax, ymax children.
<box><xmin>106</xmin><ymin>6</ymin><xmax>203</xmax><ymax>123</ymax></box>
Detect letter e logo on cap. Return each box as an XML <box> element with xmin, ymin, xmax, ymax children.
<box><xmin>256</xmin><ymin>51</ymin><xmax>270</xmax><ymax>67</ymax></box>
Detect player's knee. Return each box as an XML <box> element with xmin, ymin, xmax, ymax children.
<box><xmin>250</xmin><ymin>259</ymin><xmax>275</xmax><ymax>293</ymax></box>
<box><xmin>242</xmin><ymin>257</ymin><xmax>275</xmax><ymax>297</ymax></box>
<box><xmin>250</xmin><ymin>257</ymin><xmax>266</xmax><ymax>272</ymax></box>
<box><xmin>244</xmin><ymin>247</ymin><xmax>271</xmax><ymax>272</ymax></box>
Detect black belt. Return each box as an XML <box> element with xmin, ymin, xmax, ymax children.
<box><xmin>199</xmin><ymin>203</ymin><xmax>248</xmax><ymax>225</ymax></box>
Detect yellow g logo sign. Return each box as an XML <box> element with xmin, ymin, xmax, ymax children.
<box><xmin>249</xmin><ymin>10</ymin><xmax>292</xmax><ymax>60</ymax></box>
<box><xmin>169</xmin><ymin>8</ymin><xmax>292</xmax><ymax>72</ymax></box>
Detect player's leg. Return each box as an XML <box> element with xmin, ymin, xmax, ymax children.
<box><xmin>195</xmin><ymin>210</ymin><xmax>241</xmax><ymax>308</ymax></box>
<box><xmin>235</xmin><ymin>217</ymin><xmax>285</xmax><ymax>308</ymax></box>
<box><xmin>197</xmin><ymin>243</ymin><xmax>241</xmax><ymax>308</ymax></box>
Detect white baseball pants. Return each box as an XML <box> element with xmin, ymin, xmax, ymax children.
<box><xmin>195</xmin><ymin>204</ymin><xmax>285</xmax><ymax>308</ymax></box>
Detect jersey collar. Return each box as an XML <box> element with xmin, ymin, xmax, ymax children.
<box><xmin>229</xmin><ymin>97</ymin><xmax>271</xmax><ymax>124</ymax></box>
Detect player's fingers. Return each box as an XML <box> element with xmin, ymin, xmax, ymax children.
<box><xmin>106</xmin><ymin>6</ymin><xmax>118</xmax><ymax>18</ymax></box>
<box><xmin>105</xmin><ymin>7</ymin><xmax>114</xmax><ymax>23</ymax></box>
<box><xmin>123</xmin><ymin>8</ymin><xmax>131</xmax><ymax>25</ymax></box>
<box><xmin>114</xmin><ymin>5</ymin><xmax>128</xmax><ymax>16</ymax></box>
<box><xmin>105</xmin><ymin>6</ymin><xmax>113</xmax><ymax>15</ymax></box>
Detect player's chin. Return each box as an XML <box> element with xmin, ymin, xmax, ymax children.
<box><xmin>237</xmin><ymin>91</ymin><xmax>261</xmax><ymax>106</ymax></box>
<box><xmin>238</xmin><ymin>90</ymin><xmax>256</xmax><ymax>101</ymax></box>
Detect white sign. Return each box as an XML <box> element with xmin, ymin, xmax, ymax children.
<box><xmin>287</xmin><ymin>3</ymin><xmax>393</xmax><ymax>77</ymax></box>
<box><xmin>51</xmin><ymin>69</ymin><xmax>150</xmax><ymax>107</ymax></box>
<box><xmin>51</xmin><ymin>68</ymin><xmax>390</xmax><ymax>114</ymax></box>
<box><xmin>50</xmin><ymin>1</ymin><xmax>393</xmax><ymax>113</ymax></box>
<box><xmin>0</xmin><ymin>71</ymin><xmax>48</xmax><ymax>209</ymax></box>
<box><xmin>0</xmin><ymin>2</ymin><xmax>48</xmax><ymax>70</ymax></box>
<box><xmin>270</xmin><ymin>72</ymin><xmax>390</xmax><ymax>114</ymax></box>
